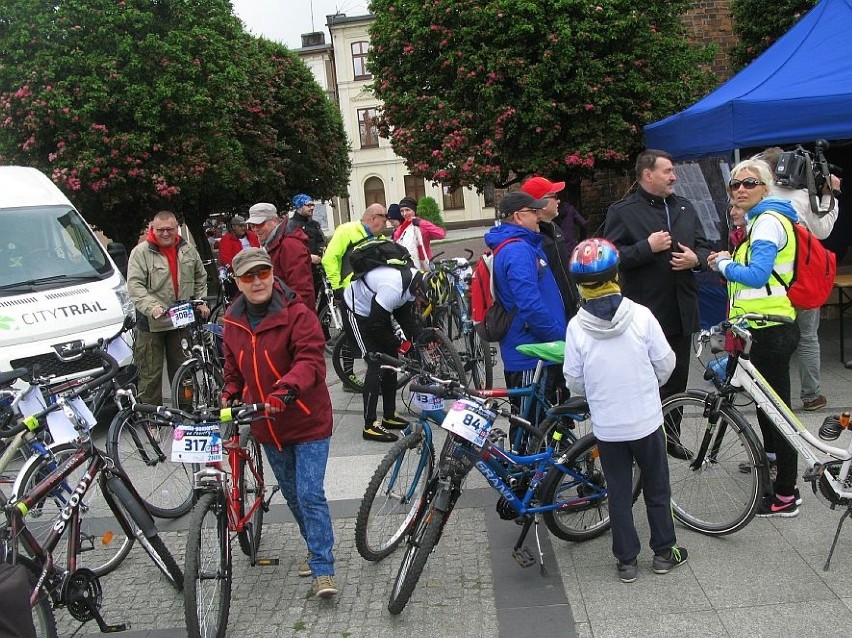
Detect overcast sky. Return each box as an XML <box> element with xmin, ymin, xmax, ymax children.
<box><xmin>231</xmin><ymin>0</ymin><xmax>370</xmax><ymax>49</ymax></box>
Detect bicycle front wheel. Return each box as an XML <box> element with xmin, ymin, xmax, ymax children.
<box><xmin>356</xmin><ymin>430</ymin><xmax>435</xmax><ymax>562</ymax></box>
<box><xmin>170</xmin><ymin>359</ymin><xmax>224</xmax><ymax>412</ymax></box>
<box><xmin>387</xmin><ymin>505</ymin><xmax>446</xmax><ymax>615</ymax></box>
<box><xmin>107</xmin><ymin>408</ymin><xmax>195</xmax><ymax>518</ymax></box>
<box><xmin>414</xmin><ymin>328</ymin><xmax>467</xmax><ymax>387</ymax></box>
<box><xmin>13</xmin><ymin>443</ymin><xmax>133</xmax><ymax>577</ymax></box>
<box><xmin>185</xmin><ymin>492</ymin><xmax>231</xmax><ymax>638</ymax></box>
<box><xmin>662</xmin><ymin>391</ymin><xmax>764</xmax><ymax>536</ymax></box>
<box><xmin>104</xmin><ymin>476</ymin><xmax>184</xmax><ymax>590</ymax></box>
<box><xmin>236</xmin><ymin>428</ymin><xmax>264</xmax><ymax>559</ymax></box>
<box><xmin>8</xmin><ymin>556</ymin><xmax>58</xmax><ymax>638</ymax></box>
<box><xmin>542</xmin><ymin>433</ymin><xmax>641</xmax><ymax>542</ymax></box>
<box><xmin>466</xmin><ymin>329</ymin><xmax>493</xmax><ymax>390</ymax></box>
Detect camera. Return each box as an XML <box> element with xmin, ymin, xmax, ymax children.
<box><xmin>774</xmin><ymin>139</ymin><xmax>840</xmax><ymax>195</ymax></box>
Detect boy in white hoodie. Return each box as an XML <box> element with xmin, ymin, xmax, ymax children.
<box><xmin>563</xmin><ymin>238</ymin><xmax>687</xmax><ymax>583</ymax></box>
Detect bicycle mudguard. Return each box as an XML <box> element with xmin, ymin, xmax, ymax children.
<box><xmin>516</xmin><ymin>341</ymin><xmax>565</xmax><ymax>364</ymax></box>
<box><xmin>103</xmin><ymin>475</ymin><xmax>158</xmax><ymax>538</ymax></box>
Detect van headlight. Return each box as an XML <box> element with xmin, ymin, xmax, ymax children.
<box><xmin>114</xmin><ymin>283</ymin><xmax>135</xmax><ymax>320</ymax></box>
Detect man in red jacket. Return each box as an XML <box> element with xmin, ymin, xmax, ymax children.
<box><xmin>246</xmin><ymin>202</ymin><xmax>315</xmax><ymax>309</ymax></box>
<box><xmin>217</xmin><ymin>215</ymin><xmax>260</xmax><ymax>269</ymax></box>
<box><xmin>221</xmin><ymin>248</ymin><xmax>338</xmax><ymax>598</ymax></box>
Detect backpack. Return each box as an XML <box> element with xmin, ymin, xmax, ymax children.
<box><xmin>758</xmin><ymin>212</ymin><xmax>836</xmax><ymax>310</ymax></box>
<box><xmin>348</xmin><ymin>237</ymin><xmax>414</xmax><ymax>281</ymax></box>
<box><xmin>470</xmin><ymin>238</ymin><xmax>520</xmax><ymax>342</ymax></box>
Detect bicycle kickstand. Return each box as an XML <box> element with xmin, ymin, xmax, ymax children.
<box><xmin>533</xmin><ymin>515</ymin><xmax>548</xmax><ymax>577</ymax></box>
<box><xmin>823</xmin><ymin>505</ymin><xmax>852</xmax><ymax>571</ymax></box>
<box><xmin>511</xmin><ymin>517</ymin><xmax>536</xmax><ymax>570</ymax></box>
<box><xmin>263</xmin><ymin>485</ymin><xmax>281</xmax><ymax>512</ymax></box>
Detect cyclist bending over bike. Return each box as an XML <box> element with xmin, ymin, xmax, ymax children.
<box><xmin>220</xmin><ymin>248</ymin><xmax>338</xmax><ymax>599</ymax></box>
<box><xmin>563</xmin><ymin>238</ymin><xmax>687</xmax><ymax>584</ymax></box>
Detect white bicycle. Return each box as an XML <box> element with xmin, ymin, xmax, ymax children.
<box><xmin>661</xmin><ymin>312</ymin><xmax>852</xmax><ymax>568</ymax></box>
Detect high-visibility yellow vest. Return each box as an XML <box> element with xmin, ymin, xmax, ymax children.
<box><xmin>728</xmin><ymin>211</ymin><xmax>796</xmax><ymax>327</ymax></box>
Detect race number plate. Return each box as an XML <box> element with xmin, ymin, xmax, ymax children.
<box><xmin>412</xmin><ymin>392</ymin><xmax>444</xmax><ymax>413</ymax></box>
<box><xmin>47</xmin><ymin>397</ymin><xmax>97</xmax><ymax>444</ymax></box>
<box><xmin>171</xmin><ymin>423</ymin><xmax>222</xmax><ymax>463</ymax></box>
<box><xmin>168</xmin><ymin>303</ymin><xmax>194</xmax><ymax>328</ymax></box>
<box><xmin>440</xmin><ymin>399</ymin><xmax>495</xmax><ymax>448</ymax></box>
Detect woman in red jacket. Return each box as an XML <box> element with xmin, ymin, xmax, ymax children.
<box><xmin>221</xmin><ymin>248</ymin><xmax>338</xmax><ymax>598</ymax></box>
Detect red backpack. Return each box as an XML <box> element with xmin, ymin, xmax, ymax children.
<box><xmin>763</xmin><ymin>213</ymin><xmax>836</xmax><ymax>310</ymax></box>
<box><xmin>469</xmin><ymin>238</ymin><xmax>520</xmax><ymax>342</ymax></box>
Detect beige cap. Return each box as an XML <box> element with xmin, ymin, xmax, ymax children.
<box><xmin>246</xmin><ymin>202</ymin><xmax>278</xmax><ymax>225</ymax></box>
<box><xmin>231</xmin><ymin>248</ymin><xmax>273</xmax><ymax>277</ymax></box>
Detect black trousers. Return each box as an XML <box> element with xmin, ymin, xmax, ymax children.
<box><xmin>660</xmin><ymin>332</ymin><xmax>692</xmax><ymax>401</ymax></box>
<box><xmin>749</xmin><ymin>321</ymin><xmax>800</xmax><ymax>494</ymax></box>
<box><xmin>343</xmin><ymin>307</ymin><xmax>399</xmax><ymax>426</ymax></box>
<box><xmin>597</xmin><ymin>427</ymin><xmax>677</xmax><ymax>562</ymax></box>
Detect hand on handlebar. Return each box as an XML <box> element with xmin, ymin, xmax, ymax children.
<box><xmin>267</xmin><ymin>386</ymin><xmax>298</xmax><ymax>413</ymax></box>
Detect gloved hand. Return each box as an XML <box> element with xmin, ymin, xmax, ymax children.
<box><xmin>220</xmin><ymin>391</ymin><xmax>241</xmax><ymax>407</ymax></box>
<box><xmin>397</xmin><ymin>340</ymin><xmax>413</xmax><ymax>356</ymax></box>
<box><xmin>333</xmin><ymin>288</ymin><xmax>345</xmax><ymax>304</ymax></box>
<box><xmin>267</xmin><ymin>385</ymin><xmax>298</xmax><ymax>413</ymax></box>
<box><xmin>411</xmin><ymin>218</ymin><xmax>421</xmax><ymax>227</ymax></box>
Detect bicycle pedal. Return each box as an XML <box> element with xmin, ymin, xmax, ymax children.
<box><xmin>101</xmin><ymin>623</ymin><xmax>130</xmax><ymax>633</ymax></box>
<box><xmin>512</xmin><ymin>547</ymin><xmax>535</xmax><ymax>568</ymax></box>
<box><xmin>254</xmin><ymin>558</ymin><xmax>280</xmax><ymax>566</ymax></box>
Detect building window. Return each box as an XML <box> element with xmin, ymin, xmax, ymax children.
<box><xmin>442</xmin><ymin>182</ymin><xmax>465</xmax><ymax>210</ymax></box>
<box><xmin>364</xmin><ymin>176</ymin><xmax>386</xmax><ymax>207</ymax></box>
<box><xmin>358</xmin><ymin>108</ymin><xmax>379</xmax><ymax>148</ymax></box>
<box><xmin>403</xmin><ymin>176</ymin><xmax>426</xmax><ymax>202</ymax></box>
<box><xmin>351</xmin><ymin>41</ymin><xmax>371</xmax><ymax>80</ymax></box>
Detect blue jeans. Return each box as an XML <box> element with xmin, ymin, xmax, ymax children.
<box><xmin>263</xmin><ymin>438</ymin><xmax>335</xmax><ymax>577</ymax></box>
<box><xmin>796</xmin><ymin>308</ymin><xmax>821</xmax><ymax>401</ymax></box>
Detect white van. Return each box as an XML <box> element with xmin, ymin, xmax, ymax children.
<box><xmin>0</xmin><ymin>167</ymin><xmax>135</xmax><ymax>384</ymax></box>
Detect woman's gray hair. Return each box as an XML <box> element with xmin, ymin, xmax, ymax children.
<box><xmin>730</xmin><ymin>158</ymin><xmax>774</xmax><ymax>188</ymax></box>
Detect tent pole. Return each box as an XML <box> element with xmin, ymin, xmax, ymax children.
<box><xmin>734</xmin><ymin>148</ymin><xmax>741</xmax><ymax>163</ymax></box>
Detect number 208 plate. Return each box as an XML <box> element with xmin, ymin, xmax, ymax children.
<box><xmin>171</xmin><ymin>423</ymin><xmax>223</xmax><ymax>463</ymax></box>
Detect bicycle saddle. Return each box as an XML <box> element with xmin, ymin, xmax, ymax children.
<box><xmin>516</xmin><ymin>341</ymin><xmax>565</xmax><ymax>364</ymax></box>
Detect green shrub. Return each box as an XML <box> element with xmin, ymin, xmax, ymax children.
<box><xmin>417</xmin><ymin>196</ymin><xmax>445</xmax><ymax>229</ymax></box>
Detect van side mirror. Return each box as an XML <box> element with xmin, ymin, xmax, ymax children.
<box><xmin>108</xmin><ymin>242</ymin><xmax>128</xmax><ymax>278</ymax></box>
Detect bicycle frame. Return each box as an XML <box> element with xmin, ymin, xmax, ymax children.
<box><xmin>729</xmin><ymin>356</ymin><xmax>852</xmax><ymax>501</ymax></box>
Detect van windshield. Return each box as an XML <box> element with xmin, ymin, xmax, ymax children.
<box><xmin>0</xmin><ymin>206</ymin><xmax>114</xmax><ymax>294</ymax></box>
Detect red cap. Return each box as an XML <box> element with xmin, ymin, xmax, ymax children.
<box><xmin>521</xmin><ymin>176</ymin><xmax>565</xmax><ymax>199</ymax></box>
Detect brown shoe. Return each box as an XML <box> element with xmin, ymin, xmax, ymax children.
<box><xmin>313</xmin><ymin>575</ymin><xmax>339</xmax><ymax>598</ymax></box>
<box><xmin>803</xmin><ymin>395</ymin><xmax>827</xmax><ymax>411</ymax></box>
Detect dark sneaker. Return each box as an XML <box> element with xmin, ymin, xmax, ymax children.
<box><xmin>363</xmin><ymin>422</ymin><xmax>398</xmax><ymax>442</ymax></box>
<box><xmin>617</xmin><ymin>559</ymin><xmax>637</xmax><ymax>583</ymax></box>
<box><xmin>756</xmin><ymin>494</ymin><xmax>799</xmax><ymax>518</ymax></box>
<box><xmin>313</xmin><ymin>574</ymin><xmax>339</xmax><ymax>598</ymax></box>
<box><xmin>803</xmin><ymin>395</ymin><xmax>828</xmax><ymax>411</ymax></box>
<box><xmin>345</xmin><ymin>374</ymin><xmax>362</xmax><ymax>392</ymax></box>
<box><xmin>652</xmin><ymin>547</ymin><xmax>688</xmax><ymax>574</ymax></box>
<box><xmin>382</xmin><ymin>414</ymin><xmax>410</xmax><ymax>430</ymax></box>
<box><xmin>666</xmin><ymin>440</ymin><xmax>693</xmax><ymax>461</ymax></box>
<box><xmin>794</xmin><ymin>487</ymin><xmax>802</xmax><ymax>506</ymax></box>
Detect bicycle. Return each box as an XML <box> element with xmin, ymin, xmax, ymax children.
<box><xmin>2</xmin><ymin>349</ymin><xmax>183</xmax><ymax>636</ymax></box>
<box><xmin>354</xmin><ymin>350</ymin><xmax>599</xmax><ymax>563</ymax></box>
<box><xmin>133</xmin><ymin>402</ymin><xmax>279</xmax><ymax>638</ymax></box>
<box><xmin>662</xmin><ymin>312</ymin><xmax>852</xmax><ymax>566</ymax></box>
<box><xmin>316</xmin><ymin>265</ymin><xmax>344</xmax><ymax>352</ymax></box>
<box><xmin>378</xmin><ymin>363</ymin><xmax>631</xmax><ymax>615</ymax></box>
<box><xmin>430</xmin><ymin>255</ymin><xmax>494</xmax><ymax>390</ymax></box>
<box><xmin>331</xmin><ymin>324</ymin><xmax>466</xmax><ymax>394</ymax></box>
<box><xmin>169</xmin><ymin>299</ymin><xmax>225</xmax><ymax>411</ymax></box>
<box><xmin>2</xmin><ymin>326</ymin><xmax>139</xmax><ymax>579</ymax></box>
<box><xmin>208</xmin><ymin>265</ymin><xmax>237</xmax><ymax>325</ymax></box>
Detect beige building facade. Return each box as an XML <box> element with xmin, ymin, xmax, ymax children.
<box><xmin>296</xmin><ymin>14</ymin><xmax>495</xmax><ymax>227</ymax></box>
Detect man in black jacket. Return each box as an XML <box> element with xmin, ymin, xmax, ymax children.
<box><xmin>604</xmin><ymin>150</ymin><xmax>711</xmax><ymax>458</ymax></box>
<box><xmin>521</xmin><ymin>176</ymin><xmax>581</xmax><ymax>322</ymax></box>
<box><xmin>287</xmin><ymin>194</ymin><xmax>327</xmax><ymax>300</ymax></box>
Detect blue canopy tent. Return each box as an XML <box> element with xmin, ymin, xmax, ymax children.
<box><xmin>644</xmin><ymin>0</ymin><xmax>852</xmax><ymax>159</ymax></box>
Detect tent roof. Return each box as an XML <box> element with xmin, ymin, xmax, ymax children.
<box><xmin>644</xmin><ymin>0</ymin><xmax>852</xmax><ymax>159</ymax></box>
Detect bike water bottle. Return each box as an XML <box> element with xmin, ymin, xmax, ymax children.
<box><xmin>706</xmin><ymin>355</ymin><xmax>729</xmax><ymax>383</ymax></box>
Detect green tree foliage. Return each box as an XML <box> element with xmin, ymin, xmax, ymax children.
<box><xmin>368</xmin><ymin>0</ymin><xmax>715</xmax><ymax>190</ymax></box>
<box><xmin>0</xmin><ymin>0</ymin><xmax>350</xmax><ymax>246</ymax></box>
<box><xmin>731</xmin><ymin>0</ymin><xmax>818</xmax><ymax>69</ymax></box>
<box><xmin>416</xmin><ymin>196</ymin><xmax>444</xmax><ymax>228</ymax></box>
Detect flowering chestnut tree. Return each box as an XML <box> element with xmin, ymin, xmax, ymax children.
<box><xmin>368</xmin><ymin>0</ymin><xmax>715</xmax><ymax>189</ymax></box>
<box><xmin>0</xmin><ymin>0</ymin><xmax>349</xmax><ymax>246</ymax></box>
<box><xmin>731</xmin><ymin>0</ymin><xmax>818</xmax><ymax>69</ymax></box>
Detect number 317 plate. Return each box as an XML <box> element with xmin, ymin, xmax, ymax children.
<box><xmin>171</xmin><ymin>423</ymin><xmax>222</xmax><ymax>463</ymax></box>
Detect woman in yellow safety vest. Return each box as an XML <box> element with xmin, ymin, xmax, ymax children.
<box><xmin>708</xmin><ymin>158</ymin><xmax>801</xmax><ymax>518</ymax></box>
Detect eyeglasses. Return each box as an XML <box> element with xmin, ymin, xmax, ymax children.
<box><xmin>237</xmin><ymin>268</ymin><xmax>273</xmax><ymax>284</ymax></box>
<box><xmin>544</xmin><ymin>194</ymin><xmax>559</xmax><ymax>200</ymax></box>
<box><xmin>153</xmin><ymin>226</ymin><xmax>178</xmax><ymax>233</ymax></box>
<box><xmin>515</xmin><ymin>208</ymin><xmax>540</xmax><ymax>215</ymax></box>
<box><xmin>729</xmin><ymin>178</ymin><xmax>765</xmax><ymax>191</ymax></box>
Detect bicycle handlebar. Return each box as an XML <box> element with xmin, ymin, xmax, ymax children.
<box><xmin>132</xmin><ymin>402</ymin><xmax>269</xmax><ymax>424</ymax></box>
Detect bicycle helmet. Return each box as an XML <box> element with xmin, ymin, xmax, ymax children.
<box><xmin>421</xmin><ymin>269</ymin><xmax>451</xmax><ymax>307</ymax></box>
<box><xmin>292</xmin><ymin>193</ymin><xmax>313</xmax><ymax>209</ymax></box>
<box><xmin>569</xmin><ymin>238</ymin><xmax>619</xmax><ymax>284</ymax></box>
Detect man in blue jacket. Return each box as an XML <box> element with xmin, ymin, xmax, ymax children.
<box><xmin>484</xmin><ymin>192</ymin><xmax>567</xmax><ymax>445</ymax></box>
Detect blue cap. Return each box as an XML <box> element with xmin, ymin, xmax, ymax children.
<box><xmin>292</xmin><ymin>194</ymin><xmax>313</xmax><ymax>209</ymax></box>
